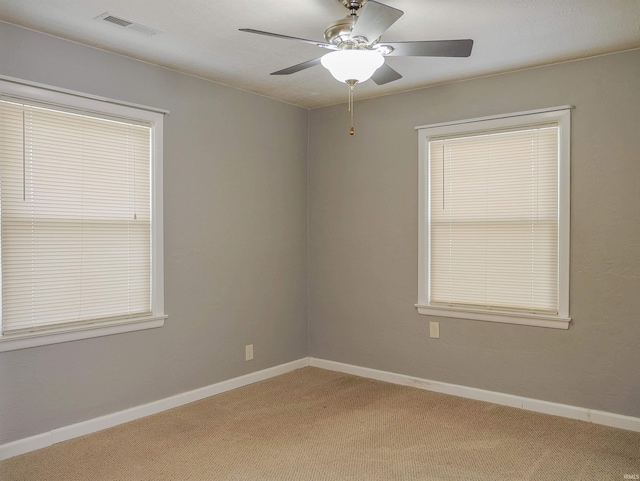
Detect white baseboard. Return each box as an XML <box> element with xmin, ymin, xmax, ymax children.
<box><xmin>0</xmin><ymin>357</ymin><xmax>309</xmax><ymax>461</ymax></box>
<box><xmin>3</xmin><ymin>356</ymin><xmax>638</xmax><ymax>461</ymax></box>
<box><xmin>309</xmin><ymin>357</ymin><xmax>640</xmax><ymax>433</ymax></box>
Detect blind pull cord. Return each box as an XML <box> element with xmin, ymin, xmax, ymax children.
<box><xmin>22</xmin><ymin>110</ymin><xmax>26</xmax><ymax>201</ymax></box>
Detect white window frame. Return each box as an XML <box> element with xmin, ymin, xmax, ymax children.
<box><xmin>415</xmin><ymin>107</ymin><xmax>571</xmax><ymax>329</ymax></box>
<box><xmin>0</xmin><ymin>77</ymin><xmax>167</xmax><ymax>351</ymax></box>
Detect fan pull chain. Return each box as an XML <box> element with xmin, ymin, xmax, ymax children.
<box><xmin>347</xmin><ymin>80</ymin><xmax>357</xmax><ymax>135</ymax></box>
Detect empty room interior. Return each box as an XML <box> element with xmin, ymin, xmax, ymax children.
<box><xmin>0</xmin><ymin>0</ymin><xmax>639</xmax><ymax>479</ymax></box>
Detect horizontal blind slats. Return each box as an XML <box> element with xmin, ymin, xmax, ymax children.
<box><xmin>0</xmin><ymin>99</ymin><xmax>153</xmax><ymax>334</ymax></box>
<box><xmin>429</xmin><ymin>124</ymin><xmax>559</xmax><ymax>313</ymax></box>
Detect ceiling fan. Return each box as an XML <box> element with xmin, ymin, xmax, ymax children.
<box><xmin>240</xmin><ymin>0</ymin><xmax>474</xmax><ymax>134</ymax></box>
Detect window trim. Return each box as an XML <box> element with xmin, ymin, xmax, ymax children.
<box><xmin>0</xmin><ymin>78</ymin><xmax>166</xmax><ymax>351</ymax></box>
<box><xmin>415</xmin><ymin>107</ymin><xmax>571</xmax><ymax>329</ymax></box>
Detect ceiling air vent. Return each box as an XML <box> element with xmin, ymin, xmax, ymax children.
<box><xmin>95</xmin><ymin>12</ymin><xmax>162</xmax><ymax>36</ymax></box>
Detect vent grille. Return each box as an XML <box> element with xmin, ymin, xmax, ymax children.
<box><xmin>102</xmin><ymin>15</ymin><xmax>133</xmax><ymax>27</ymax></box>
<box><xmin>95</xmin><ymin>12</ymin><xmax>162</xmax><ymax>36</ymax></box>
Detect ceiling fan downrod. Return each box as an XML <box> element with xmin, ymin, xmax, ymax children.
<box><xmin>340</xmin><ymin>0</ymin><xmax>364</xmax><ymax>13</ymax></box>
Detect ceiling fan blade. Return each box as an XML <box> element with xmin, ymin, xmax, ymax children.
<box><xmin>382</xmin><ymin>39</ymin><xmax>474</xmax><ymax>57</ymax></box>
<box><xmin>349</xmin><ymin>0</ymin><xmax>403</xmax><ymax>44</ymax></box>
<box><xmin>271</xmin><ymin>58</ymin><xmax>323</xmax><ymax>76</ymax></box>
<box><xmin>239</xmin><ymin>29</ymin><xmax>336</xmax><ymax>50</ymax></box>
<box><xmin>371</xmin><ymin>63</ymin><xmax>402</xmax><ymax>85</ymax></box>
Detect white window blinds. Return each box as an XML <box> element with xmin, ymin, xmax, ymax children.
<box><xmin>428</xmin><ymin>124</ymin><xmax>559</xmax><ymax>314</ymax></box>
<box><xmin>0</xmin><ymin>99</ymin><xmax>152</xmax><ymax>334</ymax></box>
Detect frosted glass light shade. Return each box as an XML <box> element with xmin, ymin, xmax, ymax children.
<box><xmin>321</xmin><ymin>50</ymin><xmax>385</xmax><ymax>83</ymax></box>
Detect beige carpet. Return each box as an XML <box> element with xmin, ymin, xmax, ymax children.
<box><xmin>1</xmin><ymin>367</ymin><xmax>639</xmax><ymax>480</ymax></box>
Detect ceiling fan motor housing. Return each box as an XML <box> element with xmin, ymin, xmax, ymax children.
<box><xmin>324</xmin><ymin>16</ymin><xmax>359</xmax><ymax>45</ymax></box>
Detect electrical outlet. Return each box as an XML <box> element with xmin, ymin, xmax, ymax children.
<box><xmin>429</xmin><ymin>322</ymin><xmax>440</xmax><ymax>339</ymax></box>
<box><xmin>245</xmin><ymin>344</ymin><xmax>254</xmax><ymax>361</ymax></box>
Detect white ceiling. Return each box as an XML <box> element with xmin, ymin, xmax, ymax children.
<box><xmin>0</xmin><ymin>0</ymin><xmax>638</xmax><ymax>108</ymax></box>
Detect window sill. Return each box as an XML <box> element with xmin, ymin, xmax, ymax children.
<box><xmin>0</xmin><ymin>315</ymin><xmax>167</xmax><ymax>352</ymax></box>
<box><xmin>414</xmin><ymin>305</ymin><xmax>570</xmax><ymax>329</ymax></box>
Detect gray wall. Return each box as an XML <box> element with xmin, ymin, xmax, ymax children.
<box><xmin>1</xmin><ymin>19</ymin><xmax>639</xmax><ymax>447</ymax></box>
<box><xmin>0</xmin><ymin>22</ymin><xmax>309</xmax><ymax>444</ymax></box>
<box><xmin>309</xmin><ymin>49</ymin><xmax>640</xmax><ymax>418</ymax></box>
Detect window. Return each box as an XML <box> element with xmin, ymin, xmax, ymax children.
<box><xmin>416</xmin><ymin>107</ymin><xmax>570</xmax><ymax>329</ymax></box>
<box><xmin>0</xmin><ymin>78</ymin><xmax>165</xmax><ymax>351</ymax></box>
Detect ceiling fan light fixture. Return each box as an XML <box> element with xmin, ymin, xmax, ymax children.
<box><xmin>320</xmin><ymin>50</ymin><xmax>384</xmax><ymax>83</ymax></box>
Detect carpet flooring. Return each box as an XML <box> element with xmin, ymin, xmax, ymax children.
<box><xmin>1</xmin><ymin>367</ymin><xmax>639</xmax><ymax>480</ymax></box>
